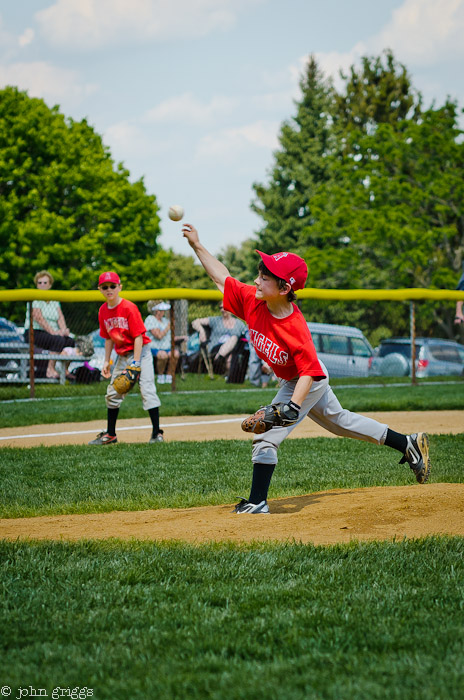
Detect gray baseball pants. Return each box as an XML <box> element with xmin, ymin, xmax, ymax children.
<box><xmin>252</xmin><ymin>362</ymin><xmax>388</xmax><ymax>465</ymax></box>
<box><xmin>106</xmin><ymin>344</ymin><xmax>161</xmax><ymax>411</ymax></box>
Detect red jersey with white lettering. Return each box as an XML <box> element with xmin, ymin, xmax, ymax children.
<box><xmin>223</xmin><ymin>277</ymin><xmax>325</xmax><ymax>381</ymax></box>
<box><xmin>98</xmin><ymin>298</ymin><xmax>150</xmax><ymax>355</ymax></box>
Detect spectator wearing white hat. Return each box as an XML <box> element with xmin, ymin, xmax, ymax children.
<box><xmin>145</xmin><ymin>301</ymin><xmax>180</xmax><ymax>384</ymax></box>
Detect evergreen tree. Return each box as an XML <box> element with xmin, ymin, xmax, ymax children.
<box><xmin>335</xmin><ymin>49</ymin><xmax>422</xmax><ymax>132</ymax></box>
<box><xmin>250</xmin><ymin>51</ymin><xmax>464</xmax><ymax>339</ymax></box>
<box><xmin>252</xmin><ymin>56</ymin><xmax>335</xmax><ymax>253</ymax></box>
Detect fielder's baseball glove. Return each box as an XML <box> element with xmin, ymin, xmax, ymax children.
<box><xmin>241</xmin><ymin>401</ymin><xmax>300</xmax><ymax>434</ymax></box>
<box><xmin>113</xmin><ymin>362</ymin><xmax>141</xmax><ymax>395</ymax></box>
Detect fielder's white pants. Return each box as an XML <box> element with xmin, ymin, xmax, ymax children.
<box><xmin>106</xmin><ymin>345</ymin><xmax>161</xmax><ymax>411</ymax></box>
<box><xmin>252</xmin><ymin>362</ymin><xmax>388</xmax><ymax>465</ymax></box>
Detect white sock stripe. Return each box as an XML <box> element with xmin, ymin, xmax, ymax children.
<box><xmin>407</xmin><ymin>437</ymin><xmax>421</xmax><ymax>464</ymax></box>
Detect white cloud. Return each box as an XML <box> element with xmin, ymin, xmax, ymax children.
<box><xmin>144</xmin><ymin>92</ymin><xmax>237</xmax><ymax>126</ymax></box>
<box><xmin>251</xmin><ymin>89</ymin><xmax>295</xmax><ymax>111</ymax></box>
<box><xmin>0</xmin><ymin>62</ymin><xmax>97</xmax><ymax>106</ymax></box>
<box><xmin>18</xmin><ymin>28</ymin><xmax>34</xmax><ymax>48</ymax></box>
<box><xmin>310</xmin><ymin>0</ymin><xmax>464</xmax><ymax>86</ymax></box>
<box><xmin>0</xmin><ymin>14</ymin><xmax>17</xmax><ymax>58</ymax></box>
<box><xmin>313</xmin><ymin>45</ymin><xmax>367</xmax><ymax>87</ymax></box>
<box><xmin>36</xmin><ymin>0</ymin><xmax>265</xmax><ymax>50</ymax></box>
<box><xmin>375</xmin><ymin>0</ymin><xmax>464</xmax><ymax>64</ymax></box>
<box><xmin>237</xmin><ymin>121</ymin><xmax>280</xmax><ymax>149</ymax></box>
<box><xmin>196</xmin><ymin>120</ymin><xmax>279</xmax><ymax>162</ymax></box>
<box><xmin>104</xmin><ymin>120</ymin><xmax>170</xmax><ymax>159</ymax></box>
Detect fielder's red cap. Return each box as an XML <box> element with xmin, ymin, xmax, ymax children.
<box><xmin>256</xmin><ymin>250</ymin><xmax>308</xmax><ymax>291</ymax></box>
<box><xmin>98</xmin><ymin>271</ymin><xmax>121</xmax><ymax>285</ymax></box>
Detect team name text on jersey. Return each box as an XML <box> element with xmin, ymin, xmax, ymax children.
<box><xmin>104</xmin><ymin>317</ymin><xmax>129</xmax><ymax>333</ymax></box>
<box><xmin>249</xmin><ymin>328</ymin><xmax>289</xmax><ymax>365</ymax></box>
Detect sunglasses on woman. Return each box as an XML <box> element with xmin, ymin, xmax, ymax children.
<box><xmin>100</xmin><ymin>284</ymin><xmax>118</xmax><ymax>290</ymax></box>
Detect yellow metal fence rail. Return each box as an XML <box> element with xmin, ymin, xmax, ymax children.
<box><xmin>0</xmin><ymin>288</ymin><xmax>463</xmax><ymax>303</ymax></box>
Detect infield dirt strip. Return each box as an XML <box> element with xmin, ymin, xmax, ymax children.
<box><xmin>0</xmin><ymin>409</ymin><xmax>463</xmax><ymax>447</ymax></box>
<box><xmin>0</xmin><ymin>410</ymin><xmax>463</xmax><ymax>544</ymax></box>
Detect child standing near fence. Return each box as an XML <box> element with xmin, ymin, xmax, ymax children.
<box><xmin>89</xmin><ymin>271</ymin><xmax>163</xmax><ymax>445</ymax></box>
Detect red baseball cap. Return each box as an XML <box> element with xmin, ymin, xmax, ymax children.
<box><xmin>98</xmin><ymin>271</ymin><xmax>121</xmax><ymax>286</ymax></box>
<box><xmin>256</xmin><ymin>250</ymin><xmax>308</xmax><ymax>291</ymax></box>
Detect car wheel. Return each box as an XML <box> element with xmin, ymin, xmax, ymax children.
<box><xmin>380</xmin><ymin>352</ymin><xmax>410</xmax><ymax>377</ymax></box>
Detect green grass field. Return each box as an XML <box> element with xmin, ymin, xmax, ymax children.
<box><xmin>0</xmin><ymin>435</ymin><xmax>463</xmax><ymax>518</ymax></box>
<box><xmin>1</xmin><ymin>538</ymin><xmax>463</xmax><ymax>700</ymax></box>
<box><xmin>1</xmin><ymin>378</ymin><xmax>464</xmax><ymax>428</ymax></box>
<box><xmin>1</xmin><ymin>379</ymin><xmax>463</xmax><ymax>699</ymax></box>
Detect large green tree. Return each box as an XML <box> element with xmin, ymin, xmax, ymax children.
<box><xmin>251</xmin><ymin>51</ymin><xmax>464</xmax><ymax>339</ymax></box>
<box><xmin>218</xmin><ymin>239</ymin><xmax>259</xmax><ymax>284</ymax></box>
<box><xmin>0</xmin><ymin>87</ymin><xmax>169</xmax><ymax>291</ymax></box>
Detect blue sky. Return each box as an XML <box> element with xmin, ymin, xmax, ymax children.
<box><xmin>1</xmin><ymin>0</ymin><xmax>463</xmax><ymax>256</ymax></box>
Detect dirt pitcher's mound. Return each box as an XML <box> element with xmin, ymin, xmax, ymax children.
<box><xmin>1</xmin><ymin>483</ymin><xmax>463</xmax><ymax>545</ymax></box>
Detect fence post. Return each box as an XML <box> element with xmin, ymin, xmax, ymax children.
<box><xmin>410</xmin><ymin>301</ymin><xmax>416</xmax><ymax>386</ymax></box>
<box><xmin>28</xmin><ymin>301</ymin><xmax>35</xmax><ymax>399</ymax></box>
<box><xmin>169</xmin><ymin>303</ymin><xmax>176</xmax><ymax>392</ymax></box>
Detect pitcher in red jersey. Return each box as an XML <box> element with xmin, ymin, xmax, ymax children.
<box><xmin>182</xmin><ymin>223</ymin><xmax>431</xmax><ymax>514</ymax></box>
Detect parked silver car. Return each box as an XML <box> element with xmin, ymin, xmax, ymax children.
<box><xmin>307</xmin><ymin>322</ymin><xmax>374</xmax><ymax>378</ymax></box>
<box><xmin>369</xmin><ymin>337</ymin><xmax>464</xmax><ymax>378</ymax></box>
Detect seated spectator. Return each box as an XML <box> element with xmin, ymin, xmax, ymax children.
<box><xmin>24</xmin><ymin>270</ymin><xmax>75</xmax><ymax>379</ymax></box>
<box><xmin>145</xmin><ymin>301</ymin><xmax>186</xmax><ymax>384</ymax></box>
<box><xmin>192</xmin><ymin>302</ymin><xmax>246</xmax><ymax>375</ymax></box>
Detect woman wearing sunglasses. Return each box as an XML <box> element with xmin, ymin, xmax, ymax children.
<box><xmin>24</xmin><ymin>270</ymin><xmax>75</xmax><ymax>379</ymax></box>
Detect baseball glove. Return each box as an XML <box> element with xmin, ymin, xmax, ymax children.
<box><xmin>241</xmin><ymin>401</ymin><xmax>300</xmax><ymax>434</ymax></box>
<box><xmin>113</xmin><ymin>362</ymin><xmax>141</xmax><ymax>395</ymax></box>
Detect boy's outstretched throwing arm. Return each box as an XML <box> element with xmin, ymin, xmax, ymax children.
<box><xmin>182</xmin><ymin>223</ymin><xmax>230</xmax><ymax>294</ymax></box>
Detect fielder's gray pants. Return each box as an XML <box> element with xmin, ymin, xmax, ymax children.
<box><xmin>106</xmin><ymin>345</ymin><xmax>161</xmax><ymax>411</ymax></box>
<box><xmin>252</xmin><ymin>362</ymin><xmax>388</xmax><ymax>465</ymax></box>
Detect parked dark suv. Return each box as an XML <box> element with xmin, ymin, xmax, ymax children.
<box><xmin>369</xmin><ymin>337</ymin><xmax>464</xmax><ymax>377</ymax></box>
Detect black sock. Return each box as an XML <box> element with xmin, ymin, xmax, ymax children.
<box><xmin>107</xmin><ymin>408</ymin><xmax>119</xmax><ymax>436</ymax></box>
<box><xmin>148</xmin><ymin>407</ymin><xmax>160</xmax><ymax>437</ymax></box>
<box><xmin>384</xmin><ymin>428</ymin><xmax>408</xmax><ymax>454</ymax></box>
<box><xmin>249</xmin><ymin>463</ymin><xmax>276</xmax><ymax>504</ymax></box>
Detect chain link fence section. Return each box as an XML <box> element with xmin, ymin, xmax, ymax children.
<box><xmin>0</xmin><ymin>288</ymin><xmax>463</xmax><ymax>401</ymax></box>
<box><xmin>0</xmin><ymin>290</ymin><xmax>248</xmax><ymax>400</ymax></box>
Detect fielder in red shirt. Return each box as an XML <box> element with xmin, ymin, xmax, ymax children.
<box><xmin>182</xmin><ymin>223</ymin><xmax>431</xmax><ymax>514</ymax></box>
<box><xmin>88</xmin><ymin>271</ymin><xmax>163</xmax><ymax>446</ymax></box>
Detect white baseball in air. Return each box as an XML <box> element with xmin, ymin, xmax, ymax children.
<box><xmin>168</xmin><ymin>204</ymin><xmax>184</xmax><ymax>221</ymax></box>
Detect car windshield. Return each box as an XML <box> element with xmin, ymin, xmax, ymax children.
<box><xmin>379</xmin><ymin>342</ymin><xmax>422</xmax><ymax>359</ymax></box>
<box><xmin>319</xmin><ymin>334</ymin><xmax>350</xmax><ymax>355</ymax></box>
<box><xmin>351</xmin><ymin>337</ymin><xmax>372</xmax><ymax>357</ymax></box>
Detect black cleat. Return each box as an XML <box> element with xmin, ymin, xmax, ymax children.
<box><xmin>400</xmin><ymin>432</ymin><xmax>431</xmax><ymax>484</ymax></box>
<box><xmin>233</xmin><ymin>497</ymin><xmax>270</xmax><ymax>514</ymax></box>
<box><xmin>88</xmin><ymin>431</ymin><xmax>117</xmax><ymax>446</ymax></box>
